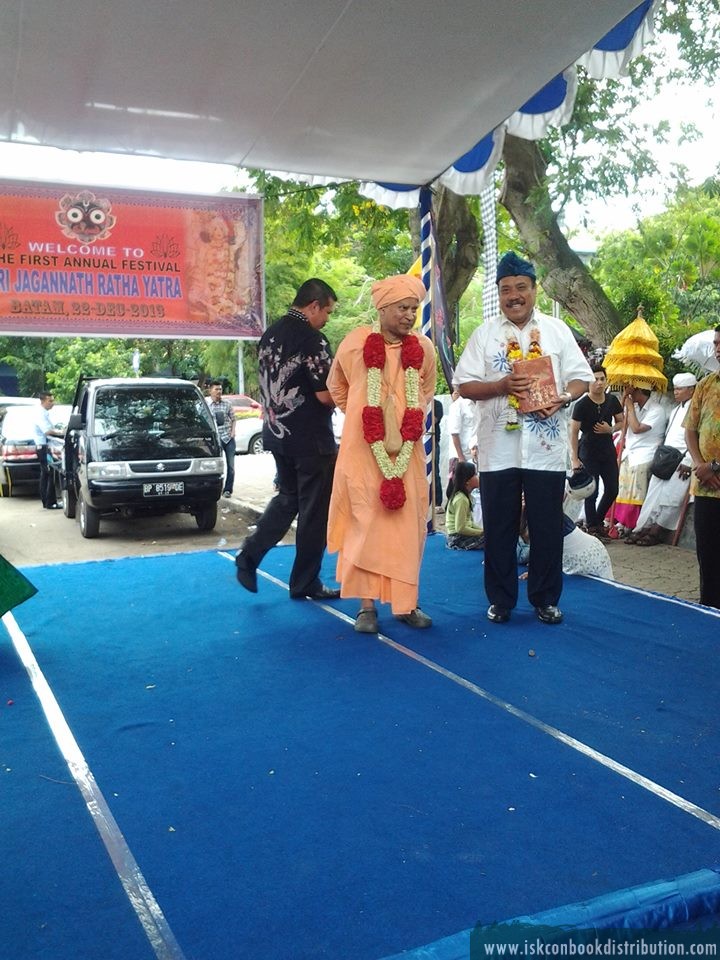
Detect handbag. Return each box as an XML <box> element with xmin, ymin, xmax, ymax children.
<box><xmin>650</xmin><ymin>444</ymin><xmax>684</xmax><ymax>481</ymax></box>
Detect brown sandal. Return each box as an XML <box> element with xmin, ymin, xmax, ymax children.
<box><xmin>624</xmin><ymin>528</ymin><xmax>647</xmax><ymax>545</ymax></box>
<box><xmin>635</xmin><ymin>532</ymin><xmax>662</xmax><ymax>547</ymax></box>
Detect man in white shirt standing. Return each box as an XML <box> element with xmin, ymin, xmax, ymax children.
<box><xmin>447</xmin><ymin>389</ymin><xmax>479</xmax><ymax>476</ymax></box>
<box><xmin>454</xmin><ymin>251</ymin><xmax>593</xmax><ymax>625</ymax></box>
<box><xmin>627</xmin><ymin>372</ymin><xmax>696</xmax><ymax>545</ymax></box>
<box><xmin>613</xmin><ymin>387</ymin><xmax>667</xmax><ymax>533</ymax></box>
<box><xmin>32</xmin><ymin>392</ymin><xmax>63</xmax><ymax>509</ymax></box>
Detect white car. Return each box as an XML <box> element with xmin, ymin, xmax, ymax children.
<box><xmin>0</xmin><ymin>396</ymin><xmax>40</xmax><ymax>414</ymax></box>
<box><xmin>0</xmin><ymin>403</ymin><xmax>71</xmax><ymax>496</ymax></box>
<box><xmin>235</xmin><ymin>415</ymin><xmax>264</xmax><ymax>455</ymax></box>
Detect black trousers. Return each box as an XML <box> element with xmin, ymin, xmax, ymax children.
<box><xmin>38</xmin><ymin>445</ymin><xmax>56</xmax><ymax>508</ymax></box>
<box><xmin>694</xmin><ymin>496</ymin><xmax>720</xmax><ymax>609</ymax></box>
<box><xmin>243</xmin><ymin>451</ymin><xmax>336</xmax><ymax>597</ymax></box>
<box><xmin>580</xmin><ymin>445</ymin><xmax>619</xmax><ymax>527</ymax></box>
<box><xmin>480</xmin><ymin>468</ymin><xmax>565</xmax><ymax>610</ymax></box>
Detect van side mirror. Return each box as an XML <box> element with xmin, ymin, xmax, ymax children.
<box><xmin>67</xmin><ymin>413</ymin><xmax>83</xmax><ymax>431</ymax></box>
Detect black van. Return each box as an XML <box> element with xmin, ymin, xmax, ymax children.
<box><xmin>59</xmin><ymin>377</ymin><xmax>225</xmax><ymax>538</ymax></box>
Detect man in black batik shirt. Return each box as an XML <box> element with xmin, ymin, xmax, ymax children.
<box><xmin>235</xmin><ymin>278</ymin><xmax>341</xmax><ymax>600</ymax></box>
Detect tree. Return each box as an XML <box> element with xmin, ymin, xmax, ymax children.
<box><xmin>497</xmin><ymin>0</ymin><xmax>720</xmax><ymax>346</ymax></box>
<box><xmin>0</xmin><ymin>336</ymin><xmax>58</xmax><ymax>396</ymax></box>
<box><xmin>47</xmin><ymin>339</ymin><xmax>136</xmax><ymax>398</ymax></box>
<box><xmin>500</xmin><ymin>134</ymin><xmax>623</xmax><ymax>345</ymax></box>
<box><xmin>423</xmin><ymin>187</ymin><xmax>482</xmax><ymax>346</ymax></box>
<box><xmin>0</xmin><ymin>334</ymin><xmax>207</xmax><ymax>402</ymax></box>
<box><xmin>592</xmin><ymin>186</ymin><xmax>720</xmax><ymax>366</ymax></box>
<box><xmin>250</xmin><ymin>171</ymin><xmax>482</xmax><ymax>333</ymax></box>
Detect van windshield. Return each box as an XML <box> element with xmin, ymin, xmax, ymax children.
<box><xmin>91</xmin><ymin>387</ymin><xmax>220</xmax><ymax>459</ymax></box>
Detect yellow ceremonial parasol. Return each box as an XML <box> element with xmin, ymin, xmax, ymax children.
<box><xmin>603</xmin><ymin>305</ymin><xmax>667</xmax><ymax>539</ymax></box>
<box><xmin>408</xmin><ymin>254</ymin><xmax>425</xmax><ymax>330</ymax></box>
<box><xmin>603</xmin><ymin>305</ymin><xmax>667</xmax><ymax>393</ymax></box>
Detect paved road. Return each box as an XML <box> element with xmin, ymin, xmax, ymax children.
<box><xmin>601</xmin><ymin>538</ymin><xmax>699</xmax><ymax>604</ymax></box>
<box><xmin>0</xmin><ymin>453</ymin><xmax>279</xmax><ymax>567</ymax></box>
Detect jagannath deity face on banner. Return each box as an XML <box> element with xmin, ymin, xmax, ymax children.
<box><xmin>55</xmin><ymin>190</ymin><xmax>116</xmax><ymax>242</ymax></box>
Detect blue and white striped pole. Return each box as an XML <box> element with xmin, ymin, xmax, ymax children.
<box><xmin>419</xmin><ymin>186</ymin><xmax>436</xmax><ymax>529</ymax></box>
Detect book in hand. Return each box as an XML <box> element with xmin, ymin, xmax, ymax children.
<box><xmin>512</xmin><ymin>355</ymin><xmax>558</xmax><ymax>413</ymax></box>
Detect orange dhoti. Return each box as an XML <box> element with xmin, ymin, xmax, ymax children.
<box><xmin>327</xmin><ymin>326</ymin><xmax>437</xmax><ymax>615</ymax></box>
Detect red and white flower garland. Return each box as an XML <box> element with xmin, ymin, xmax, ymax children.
<box><xmin>362</xmin><ymin>323</ymin><xmax>425</xmax><ymax>510</ymax></box>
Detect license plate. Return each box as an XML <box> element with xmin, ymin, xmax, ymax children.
<box><xmin>143</xmin><ymin>481</ymin><xmax>184</xmax><ymax>497</ymax></box>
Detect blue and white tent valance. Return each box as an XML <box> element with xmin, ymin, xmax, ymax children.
<box><xmin>356</xmin><ymin>0</ymin><xmax>657</xmax><ymax>207</ymax></box>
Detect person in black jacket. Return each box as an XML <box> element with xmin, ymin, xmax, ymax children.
<box><xmin>234</xmin><ymin>278</ymin><xmax>341</xmax><ymax>600</ymax></box>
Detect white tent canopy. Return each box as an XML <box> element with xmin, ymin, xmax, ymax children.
<box><xmin>0</xmin><ymin>0</ymin><xmax>649</xmax><ymax>188</ymax></box>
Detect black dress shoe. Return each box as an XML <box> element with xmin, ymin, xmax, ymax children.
<box><xmin>235</xmin><ymin>552</ymin><xmax>257</xmax><ymax>593</ymax></box>
<box><xmin>292</xmin><ymin>584</ymin><xmax>341</xmax><ymax>600</ymax></box>
<box><xmin>487</xmin><ymin>604</ymin><xmax>510</xmax><ymax>623</ymax></box>
<box><xmin>536</xmin><ymin>605</ymin><xmax>563</xmax><ymax>625</ymax></box>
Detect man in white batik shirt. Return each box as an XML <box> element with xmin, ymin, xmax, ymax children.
<box><xmin>454</xmin><ymin>251</ymin><xmax>593</xmax><ymax>626</ymax></box>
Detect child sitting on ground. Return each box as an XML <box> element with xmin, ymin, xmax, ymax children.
<box><xmin>445</xmin><ymin>461</ymin><xmax>485</xmax><ymax>550</ymax></box>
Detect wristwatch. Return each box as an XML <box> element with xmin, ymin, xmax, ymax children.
<box><xmin>711</xmin><ymin>459</ymin><xmax>720</xmax><ymax>474</ymax></box>
<box><xmin>560</xmin><ymin>391</ymin><xmax>573</xmax><ymax>408</ymax></box>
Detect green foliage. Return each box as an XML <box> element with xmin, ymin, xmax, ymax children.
<box><xmin>660</xmin><ymin>0</ymin><xmax>720</xmax><ymax>83</ymax></box>
<box><xmin>591</xmin><ymin>185</ymin><xmax>720</xmax><ymax>380</ymax></box>
<box><xmin>457</xmin><ymin>274</ymin><xmax>485</xmax><ymax>330</ymax></box>
<box><xmin>138</xmin><ymin>340</ymin><xmax>204</xmax><ymax>380</ymax></box>
<box><xmin>592</xmin><ymin>231</ymin><xmax>678</xmax><ymax>329</ymax></box>
<box><xmin>541</xmin><ymin>3</ymin><xmax>720</xmax><ymax>220</ymax></box>
<box><xmin>0</xmin><ymin>335</ymin><xmax>208</xmax><ymax>403</ymax></box>
<box><xmin>594</xmin><ymin>189</ymin><xmax>720</xmax><ymax>330</ymax></box>
<box><xmin>251</xmin><ymin>171</ymin><xmax>413</xmax><ymax>307</ymax></box>
<box><xmin>46</xmin><ymin>340</ymin><xmax>135</xmax><ymax>399</ymax></box>
<box><xmin>547</xmin><ymin>70</ymin><xmax>665</xmax><ymax>216</ymax></box>
<box><xmin>0</xmin><ymin>336</ymin><xmax>57</xmax><ymax>396</ymax></box>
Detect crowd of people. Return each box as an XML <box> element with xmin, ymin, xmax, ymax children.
<box><xmin>18</xmin><ymin>269</ymin><xmax>717</xmax><ymax>621</ymax></box>
<box><xmin>232</xmin><ymin>266</ymin><xmax>720</xmax><ymax>620</ymax></box>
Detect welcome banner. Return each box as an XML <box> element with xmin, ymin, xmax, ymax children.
<box><xmin>0</xmin><ymin>180</ymin><xmax>264</xmax><ymax>339</ymax></box>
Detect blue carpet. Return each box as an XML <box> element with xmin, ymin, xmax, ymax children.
<box><xmin>1</xmin><ymin>641</ymin><xmax>157</xmax><ymax>960</ymax></box>
<box><xmin>4</xmin><ymin>537</ymin><xmax>720</xmax><ymax>960</ymax></box>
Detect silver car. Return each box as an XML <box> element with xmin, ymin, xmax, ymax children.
<box><xmin>0</xmin><ymin>403</ymin><xmax>71</xmax><ymax>496</ymax></box>
<box><xmin>235</xmin><ymin>415</ymin><xmax>264</xmax><ymax>456</ymax></box>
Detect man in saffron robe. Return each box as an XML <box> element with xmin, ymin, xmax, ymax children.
<box><xmin>327</xmin><ymin>274</ymin><xmax>437</xmax><ymax>634</ymax></box>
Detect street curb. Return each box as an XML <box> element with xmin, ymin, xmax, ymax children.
<box><xmin>220</xmin><ymin>497</ymin><xmax>263</xmax><ymax>522</ymax></box>
<box><xmin>221</xmin><ymin>494</ymin><xmax>299</xmax><ymax>534</ymax></box>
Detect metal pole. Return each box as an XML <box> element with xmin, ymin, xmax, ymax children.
<box><xmin>237</xmin><ymin>341</ymin><xmax>245</xmax><ymax>394</ymax></box>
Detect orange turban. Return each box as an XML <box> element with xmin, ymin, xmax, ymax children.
<box><xmin>371</xmin><ymin>274</ymin><xmax>426</xmax><ymax>310</ymax></box>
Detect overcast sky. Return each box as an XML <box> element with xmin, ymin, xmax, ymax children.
<box><xmin>567</xmin><ymin>62</ymin><xmax>720</xmax><ymax>244</ymax></box>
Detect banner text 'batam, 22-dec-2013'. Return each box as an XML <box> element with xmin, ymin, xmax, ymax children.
<box><xmin>0</xmin><ymin>180</ymin><xmax>265</xmax><ymax>339</ymax></box>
